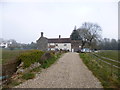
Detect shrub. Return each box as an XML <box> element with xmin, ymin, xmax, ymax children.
<box><xmin>41</xmin><ymin>53</ymin><xmax>61</xmax><ymax>69</ymax></box>
<box><xmin>40</xmin><ymin>52</ymin><xmax>54</xmax><ymax>64</ymax></box>
<box><xmin>30</xmin><ymin>66</ymin><xmax>41</xmax><ymax>73</ymax></box>
<box><xmin>22</xmin><ymin>72</ymin><xmax>35</xmax><ymax>80</ymax></box>
<box><xmin>49</xmin><ymin>51</ymin><xmax>56</xmax><ymax>55</ymax></box>
<box><xmin>17</xmin><ymin>50</ymin><xmax>44</xmax><ymax>68</ymax></box>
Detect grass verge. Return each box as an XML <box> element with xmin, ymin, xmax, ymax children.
<box><xmin>41</xmin><ymin>53</ymin><xmax>61</xmax><ymax>69</ymax></box>
<box><xmin>96</xmin><ymin>50</ymin><xmax>119</xmax><ymax>61</ymax></box>
<box><xmin>22</xmin><ymin>72</ymin><xmax>35</xmax><ymax>80</ymax></box>
<box><xmin>80</xmin><ymin>53</ymin><xmax>120</xmax><ymax>89</ymax></box>
<box><xmin>30</xmin><ymin>66</ymin><xmax>41</xmax><ymax>73</ymax></box>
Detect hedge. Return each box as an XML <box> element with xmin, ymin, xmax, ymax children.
<box><xmin>17</xmin><ymin>50</ymin><xmax>44</xmax><ymax>68</ymax></box>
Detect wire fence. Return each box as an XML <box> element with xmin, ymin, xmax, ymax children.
<box><xmin>92</xmin><ymin>53</ymin><xmax>120</xmax><ymax>69</ymax></box>
<box><xmin>90</xmin><ymin>53</ymin><xmax>120</xmax><ymax>77</ymax></box>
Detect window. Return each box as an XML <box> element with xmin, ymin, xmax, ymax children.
<box><xmin>64</xmin><ymin>44</ymin><xmax>67</xmax><ymax>46</ymax></box>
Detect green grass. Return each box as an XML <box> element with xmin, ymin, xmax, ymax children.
<box><xmin>92</xmin><ymin>54</ymin><xmax>119</xmax><ymax>68</ymax></box>
<box><xmin>1</xmin><ymin>49</ymin><xmax>27</xmax><ymax>64</ymax></box>
<box><xmin>80</xmin><ymin>53</ymin><xmax>120</xmax><ymax>88</ymax></box>
<box><xmin>1</xmin><ymin>49</ymin><xmax>44</xmax><ymax>65</ymax></box>
<box><xmin>2</xmin><ymin>80</ymin><xmax>22</xmax><ymax>89</ymax></box>
<box><xmin>2</xmin><ymin>50</ymin><xmax>62</xmax><ymax>89</ymax></box>
<box><xmin>96</xmin><ymin>50</ymin><xmax>119</xmax><ymax>61</ymax></box>
<box><xmin>95</xmin><ymin>50</ymin><xmax>120</xmax><ymax>67</ymax></box>
<box><xmin>30</xmin><ymin>66</ymin><xmax>41</xmax><ymax>72</ymax></box>
<box><xmin>9</xmin><ymin>80</ymin><xmax>21</xmax><ymax>86</ymax></box>
<box><xmin>41</xmin><ymin>53</ymin><xmax>61</xmax><ymax>69</ymax></box>
<box><xmin>22</xmin><ymin>72</ymin><xmax>35</xmax><ymax>80</ymax></box>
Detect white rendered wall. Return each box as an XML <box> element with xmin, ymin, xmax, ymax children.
<box><xmin>48</xmin><ymin>43</ymin><xmax>71</xmax><ymax>51</ymax></box>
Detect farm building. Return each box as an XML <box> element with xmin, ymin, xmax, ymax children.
<box><xmin>0</xmin><ymin>39</ymin><xmax>12</xmax><ymax>48</ymax></box>
<box><xmin>37</xmin><ymin>32</ymin><xmax>81</xmax><ymax>52</ymax></box>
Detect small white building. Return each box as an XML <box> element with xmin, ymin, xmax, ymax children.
<box><xmin>0</xmin><ymin>42</ymin><xmax>8</xmax><ymax>48</ymax></box>
<box><xmin>0</xmin><ymin>40</ymin><xmax>12</xmax><ymax>48</ymax></box>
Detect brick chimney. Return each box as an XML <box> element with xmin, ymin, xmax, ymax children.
<box><xmin>59</xmin><ymin>35</ymin><xmax>61</xmax><ymax>39</ymax></box>
<box><xmin>41</xmin><ymin>32</ymin><xmax>43</xmax><ymax>37</ymax></box>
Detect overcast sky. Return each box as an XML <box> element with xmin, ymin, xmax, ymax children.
<box><xmin>0</xmin><ymin>0</ymin><xmax>119</xmax><ymax>44</ymax></box>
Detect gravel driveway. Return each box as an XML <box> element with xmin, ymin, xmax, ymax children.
<box><xmin>15</xmin><ymin>52</ymin><xmax>103</xmax><ymax>88</ymax></box>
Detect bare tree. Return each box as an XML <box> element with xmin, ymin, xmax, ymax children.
<box><xmin>77</xmin><ymin>22</ymin><xmax>102</xmax><ymax>49</ymax></box>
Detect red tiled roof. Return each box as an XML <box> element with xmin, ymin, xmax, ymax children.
<box><xmin>48</xmin><ymin>38</ymin><xmax>71</xmax><ymax>43</ymax></box>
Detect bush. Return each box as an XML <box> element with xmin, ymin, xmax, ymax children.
<box><xmin>40</xmin><ymin>52</ymin><xmax>54</xmax><ymax>64</ymax></box>
<box><xmin>22</xmin><ymin>72</ymin><xmax>35</xmax><ymax>80</ymax></box>
<box><xmin>30</xmin><ymin>66</ymin><xmax>41</xmax><ymax>73</ymax></box>
<box><xmin>17</xmin><ymin>50</ymin><xmax>44</xmax><ymax>68</ymax></box>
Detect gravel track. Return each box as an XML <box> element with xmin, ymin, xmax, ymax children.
<box><xmin>15</xmin><ymin>52</ymin><xmax>103</xmax><ymax>88</ymax></box>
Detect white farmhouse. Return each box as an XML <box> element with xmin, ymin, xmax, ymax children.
<box><xmin>37</xmin><ymin>32</ymin><xmax>81</xmax><ymax>52</ymax></box>
<box><xmin>48</xmin><ymin>35</ymin><xmax>71</xmax><ymax>51</ymax></box>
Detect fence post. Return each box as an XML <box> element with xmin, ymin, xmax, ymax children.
<box><xmin>111</xmin><ymin>64</ymin><xmax>113</xmax><ymax>77</ymax></box>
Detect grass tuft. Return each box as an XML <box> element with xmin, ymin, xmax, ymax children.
<box><xmin>41</xmin><ymin>53</ymin><xmax>61</xmax><ymax>69</ymax></box>
<box><xmin>22</xmin><ymin>72</ymin><xmax>35</xmax><ymax>80</ymax></box>
<box><xmin>30</xmin><ymin>66</ymin><xmax>41</xmax><ymax>72</ymax></box>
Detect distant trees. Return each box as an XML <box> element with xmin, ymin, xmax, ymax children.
<box><xmin>20</xmin><ymin>42</ymin><xmax>37</xmax><ymax>50</ymax></box>
<box><xmin>27</xmin><ymin>42</ymin><xmax>37</xmax><ymax>49</ymax></box>
<box><xmin>98</xmin><ymin>38</ymin><xmax>118</xmax><ymax>50</ymax></box>
<box><xmin>7</xmin><ymin>39</ymin><xmax>37</xmax><ymax>50</ymax></box>
<box><xmin>111</xmin><ymin>39</ymin><xmax>118</xmax><ymax>50</ymax></box>
<box><xmin>8</xmin><ymin>39</ymin><xmax>20</xmax><ymax>50</ymax></box>
<box><xmin>70</xmin><ymin>22</ymin><xmax>102</xmax><ymax>49</ymax></box>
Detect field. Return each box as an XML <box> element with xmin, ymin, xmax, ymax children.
<box><xmin>96</xmin><ymin>50</ymin><xmax>119</xmax><ymax>61</ymax></box>
<box><xmin>0</xmin><ymin>49</ymin><xmax>28</xmax><ymax>64</ymax></box>
<box><xmin>94</xmin><ymin>50</ymin><xmax>120</xmax><ymax>68</ymax></box>
<box><xmin>80</xmin><ymin>50</ymin><xmax>120</xmax><ymax>88</ymax></box>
